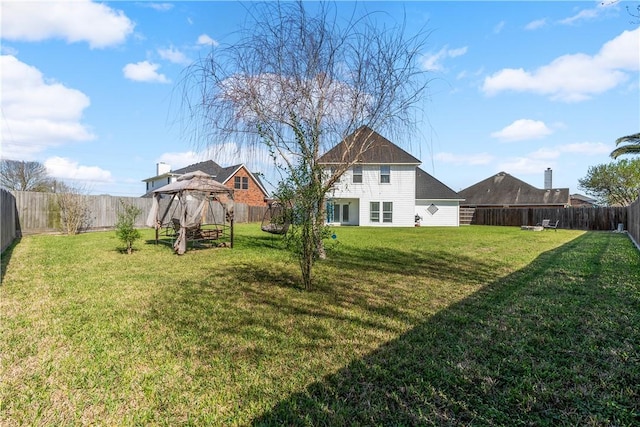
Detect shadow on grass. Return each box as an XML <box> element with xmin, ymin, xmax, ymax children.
<box><xmin>251</xmin><ymin>233</ymin><xmax>640</xmax><ymax>426</ymax></box>
<box><xmin>1</xmin><ymin>237</ymin><xmax>21</xmax><ymax>284</ymax></box>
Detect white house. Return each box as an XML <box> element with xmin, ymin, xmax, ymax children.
<box><xmin>318</xmin><ymin>126</ymin><xmax>463</xmax><ymax>227</ymax></box>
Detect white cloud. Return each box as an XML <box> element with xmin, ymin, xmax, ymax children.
<box><xmin>122</xmin><ymin>61</ymin><xmax>170</xmax><ymax>83</ymax></box>
<box><xmin>0</xmin><ymin>55</ymin><xmax>95</xmax><ymax>160</ymax></box>
<box><xmin>482</xmin><ymin>28</ymin><xmax>639</xmax><ymax>102</ymax></box>
<box><xmin>525</xmin><ymin>18</ymin><xmax>547</xmax><ymax>30</ymax></box>
<box><xmin>158</xmin><ymin>47</ymin><xmax>190</xmax><ymax>65</ymax></box>
<box><xmin>197</xmin><ymin>34</ymin><xmax>219</xmax><ymax>47</ymax></box>
<box><xmin>491</xmin><ymin>119</ymin><xmax>553</xmax><ymax>142</ymax></box>
<box><xmin>156</xmin><ymin>143</ymin><xmax>265</xmax><ymax>171</ymax></box>
<box><xmin>1</xmin><ymin>0</ymin><xmax>134</xmax><ymax>49</ymax></box>
<box><xmin>559</xmin><ymin>8</ymin><xmax>601</xmax><ymax>25</ymax></box>
<box><xmin>421</xmin><ymin>46</ymin><xmax>468</xmax><ymax>71</ymax></box>
<box><xmin>45</xmin><ymin>157</ymin><xmax>112</xmax><ymax>182</ymax></box>
<box><xmin>156</xmin><ymin>151</ymin><xmax>202</xmax><ymax>170</ymax></box>
<box><xmin>498</xmin><ymin>157</ymin><xmax>554</xmax><ymax>176</ymax></box>
<box><xmin>146</xmin><ymin>3</ymin><xmax>174</xmax><ymax>12</ymax></box>
<box><xmin>493</xmin><ymin>21</ymin><xmax>505</xmax><ymax>34</ymax></box>
<box><xmin>558</xmin><ymin>142</ymin><xmax>611</xmax><ymax>155</ymax></box>
<box><xmin>435</xmin><ymin>152</ymin><xmax>494</xmax><ymax>166</ymax></box>
<box><xmin>497</xmin><ymin>140</ymin><xmax>612</xmax><ymax>177</ymax></box>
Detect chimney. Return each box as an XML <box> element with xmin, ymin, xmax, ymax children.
<box><xmin>157</xmin><ymin>162</ymin><xmax>171</xmax><ymax>175</ymax></box>
<box><xmin>544</xmin><ymin>168</ymin><xmax>552</xmax><ymax>190</ymax></box>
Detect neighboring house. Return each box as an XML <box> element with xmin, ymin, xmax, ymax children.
<box><xmin>318</xmin><ymin>126</ymin><xmax>462</xmax><ymax>227</ymax></box>
<box><xmin>570</xmin><ymin>193</ymin><xmax>598</xmax><ymax>207</ymax></box>
<box><xmin>142</xmin><ymin>160</ymin><xmax>269</xmax><ymax>206</ymax></box>
<box><xmin>458</xmin><ymin>171</ymin><xmax>570</xmax><ymax>208</ymax></box>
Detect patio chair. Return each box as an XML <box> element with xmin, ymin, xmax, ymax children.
<box><xmin>541</xmin><ymin>219</ymin><xmax>559</xmax><ymax>231</ymax></box>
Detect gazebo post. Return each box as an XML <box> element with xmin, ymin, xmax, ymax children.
<box><xmin>230</xmin><ymin>216</ymin><xmax>234</xmax><ymax>248</ymax></box>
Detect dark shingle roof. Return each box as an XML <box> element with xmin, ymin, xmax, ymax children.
<box><xmin>173</xmin><ymin>160</ymin><xmax>224</xmax><ymax>179</ymax></box>
<box><xmin>458</xmin><ymin>172</ymin><xmax>570</xmax><ymax>207</ymax></box>
<box><xmin>318</xmin><ymin>126</ymin><xmax>420</xmax><ymax>165</ymax></box>
<box><xmin>415</xmin><ymin>168</ymin><xmax>463</xmax><ymax>200</ymax></box>
<box><xmin>142</xmin><ymin>160</ymin><xmax>269</xmax><ymax>198</ymax></box>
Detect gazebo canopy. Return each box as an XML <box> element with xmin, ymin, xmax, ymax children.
<box><xmin>152</xmin><ymin>170</ymin><xmax>233</xmax><ymax>196</ymax></box>
<box><xmin>146</xmin><ymin>171</ymin><xmax>234</xmax><ymax>254</ymax></box>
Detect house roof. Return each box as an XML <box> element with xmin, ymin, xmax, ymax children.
<box><xmin>152</xmin><ymin>171</ymin><xmax>233</xmax><ymax>196</ymax></box>
<box><xmin>142</xmin><ymin>160</ymin><xmax>269</xmax><ymax>198</ymax></box>
<box><xmin>318</xmin><ymin>126</ymin><xmax>421</xmax><ymax>165</ymax></box>
<box><xmin>415</xmin><ymin>167</ymin><xmax>463</xmax><ymax>200</ymax></box>
<box><xmin>173</xmin><ymin>160</ymin><xmax>225</xmax><ymax>179</ymax></box>
<box><xmin>458</xmin><ymin>172</ymin><xmax>570</xmax><ymax>207</ymax></box>
<box><xmin>570</xmin><ymin>193</ymin><xmax>597</xmax><ymax>204</ymax></box>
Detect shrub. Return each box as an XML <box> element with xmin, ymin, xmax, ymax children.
<box><xmin>115</xmin><ymin>200</ymin><xmax>142</xmax><ymax>254</ymax></box>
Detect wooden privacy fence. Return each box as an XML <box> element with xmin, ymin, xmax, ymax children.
<box><xmin>1</xmin><ymin>189</ymin><xmax>18</xmax><ymax>253</ymax></box>
<box><xmin>471</xmin><ymin>206</ymin><xmax>628</xmax><ymax>231</ymax></box>
<box><xmin>4</xmin><ymin>191</ymin><xmax>268</xmax><ymax>237</ymax></box>
<box><xmin>628</xmin><ymin>198</ymin><xmax>640</xmax><ymax>248</ymax></box>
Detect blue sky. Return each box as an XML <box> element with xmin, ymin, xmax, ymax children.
<box><xmin>1</xmin><ymin>1</ymin><xmax>638</xmax><ymax>197</ymax></box>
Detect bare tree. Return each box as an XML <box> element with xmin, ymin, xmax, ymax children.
<box><xmin>0</xmin><ymin>159</ymin><xmax>53</xmax><ymax>192</ymax></box>
<box><xmin>56</xmin><ymin>182</ymin><xmax>92</xmax><ymax>235</ymax></box>
<box><xmin>180</xmin><ymin>1</ymin><xmax>431</xmax><ymax>289</ymax></box>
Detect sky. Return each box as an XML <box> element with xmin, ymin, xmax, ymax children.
<box><xmin>1</xmin><ymin>0</ymin><xmax>639</xmax><ymax>197</ymax></box>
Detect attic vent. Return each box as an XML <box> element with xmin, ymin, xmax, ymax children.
<box><xmin>427</xmin><ymin>204</ymin><xmax>439</xmax><ymax>215</ymax></box>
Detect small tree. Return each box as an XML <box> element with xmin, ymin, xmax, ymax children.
<box><xmin>181</xmin><ymin>1</ymin><xmax>430</xmax><ymax>289</ymax></box>
<box><xmin>578</xmin><ymin>158</ymin><xmax>640</xmax><ymax>206</ymax></box>
<box><xmin>115</xmin><ymin>200</ymin><xmax>142</xmax><ymax>254</ymax></box>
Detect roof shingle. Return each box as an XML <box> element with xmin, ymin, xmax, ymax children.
<box><xmin>459</xmin><ymin>172</ymin><xmax>570</xmax><ymax>207</ymax></box>
<box><xmin>318</xmin><ymin>126</ymin><xmax>420</xmax><ymax>165</ymax></box>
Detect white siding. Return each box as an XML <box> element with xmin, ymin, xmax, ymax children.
<box><xmin>415</xmin><ymin>200</ymin><xmax>460</xmax><ymax>227</ymax></box>
<box><xmin>330</xmin><ymin>165</ymin><xmax>416</xmax><ymax>227</ymax></box>
<box><xmin>147</xmin><ymin>176</ymin><xmax>177</xmax><ymax>193</ymax></box>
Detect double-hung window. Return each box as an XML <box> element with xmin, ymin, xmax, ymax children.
<box><xmin>382</xmin><ymin>202</ymin><xmax>393</xmax><ymax>223</ymax></box>
<box><xmin>352</xmin><ymin>165</ymin><xmax>363</xmax><ymax>183</ymax></box>
<box><xmin>370</xmin><ymin>202</ymin><xmax>380</xmax><ymax>222</ymax></box>
<box><xmin>380</xmin><ymin>165</ymin><xmax>390</xmax><ymax>183</ymax></box>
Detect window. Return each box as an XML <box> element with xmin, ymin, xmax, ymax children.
<box><xmin>370</xmin><ymin>202</ymin><xmax>380</xmax><ymax>222</ymax></box>
<box><xmin>352</xmin><ymin>165</ymin><xmax>362</xmax><ymax>183</ymax></box>
<box><xmin>383</xmin><ymin>202</ymin><xmax>393</xmax><ymax>223</ymax></box>
<box><xmin>234</xmin><ymin>176</ymin><xmax>249</xmax><ymax>189</ymax></box>
<box><xmin>342</xmin><ymin>204</ymin><xmax>349</xmax><ymax>222</ymax></box>
<box><xmin>380</xmin><ymin>165</ymin><xmax>390</xmax><ymax>183</ymax></box>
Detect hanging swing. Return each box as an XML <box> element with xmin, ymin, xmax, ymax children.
<box><xmin>261</xmin><ymin>199</ymin><xmax>291</xmax><ymax>235</ymax></box>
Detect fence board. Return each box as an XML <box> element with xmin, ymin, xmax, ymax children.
<box><xmin>471</xmin><ymin>207</ymin><xmax>628</xmax><ymax>231</ymax></box>
<box><xmin>9</xmin><ymin>191</ymin><xmax>267</xmax><ymax>235</ymax></box>
<box><xmin>628</xmin><ymin>198</ymin><xmax>640</xmax><ymax>247</ymax></box>
<box><xmin>1</xmin><ymin>189</ymin><xmax>17</xmax><ymax>253</ymax></box>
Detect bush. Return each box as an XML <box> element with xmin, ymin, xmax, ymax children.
<box><xmin>115</xmin><ymin>200</ymin><xmax>142</xmax><ymax>254</ymax></box>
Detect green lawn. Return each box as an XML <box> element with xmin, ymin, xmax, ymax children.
<box><xmin>1</xmin><ymin>225</ymin><xmax>638</xmax><ymax>426</ymax></box>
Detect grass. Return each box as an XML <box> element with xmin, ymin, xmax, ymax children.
<box><xmin>1</xmin><ymin>224</ymin><xmax>639</xmax><ymax>426</ymax></box>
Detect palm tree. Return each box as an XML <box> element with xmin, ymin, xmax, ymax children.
<box><xmin>610</xmin><ymin>132</ymin><xmax>640</xmax><ymax>159</ymax></box>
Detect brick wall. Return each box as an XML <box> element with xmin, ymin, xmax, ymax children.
<box><xmin>226</xmin><ymin>167</ymin><xmax>267</xmax><ymax>206</ymax></box>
